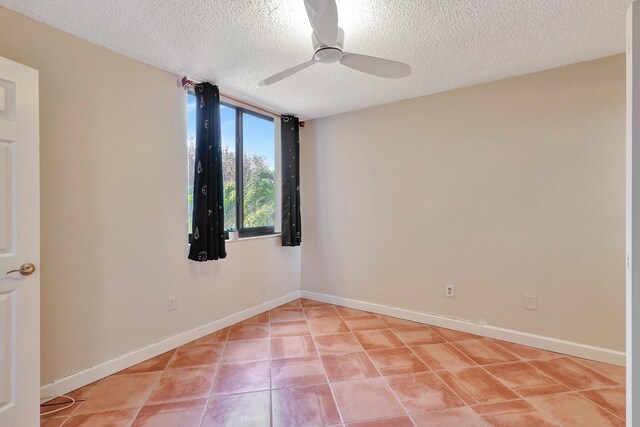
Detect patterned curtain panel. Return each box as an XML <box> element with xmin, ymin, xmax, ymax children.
<box><xmin>281</xmin><ymin>115</ymin><xmax>302</xmax><ymax>247</ymax></box>
<box><xmin>188</xmin><ymin>83</ymin><xmax>227</xmax><ymax>261</ymax></box>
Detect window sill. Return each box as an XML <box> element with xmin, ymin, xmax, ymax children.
<box><xmin>226</xmin><ymin>233</ymin><xmax>281</xmax><ymax>243</ymax></box>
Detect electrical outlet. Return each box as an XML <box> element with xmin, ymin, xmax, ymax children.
<box><xmin>168</xmin><ymin>296</ymin><xmax>177</xmax><ymax>311</ymax></box>
<box><xmin>446</xmin><ymin>284</ymin><xmax>455</xmax><ymax>298</ymax></box>
<box><xmin>524</xmin><ymin>295</ymin><xmax>537</xmax><ymax>310</ymax></box>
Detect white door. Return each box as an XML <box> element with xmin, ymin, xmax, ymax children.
<box><xmin>0</xmin><ymin>56</ymin><xmax>40</xmax><ymax>426</ymax></box>
<box><xmin>629</xmin><ymin>3</ymin><xmax>640</xmax><ymax>425</ymax></box>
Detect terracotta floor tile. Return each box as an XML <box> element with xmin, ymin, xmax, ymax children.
<box><xmin>314</xmin><ymin>333</ymin><xmax>364</xmax><ymax>354</ymax></box>
<box><xmin>146</xmin><ymin>366</ymin><xmax>216</xmax><ymax>404</ymax></box>
<box><xmin>115</xmin><ymin>350</ymin><xmax>175</xmax><ymax>375</ymax></box>
<box><xmin>227</xmin><ymin>324</ymin><xmax>269</xmax><ymax>341</ymax></box>
<box><xmin>482</xmin><ymin>409</ymin><xmax>557</xmax><ymax>426</ymax></box>
<box><xmin>74</xmin><ymin>372</ymin><xmax>161</xmax><ymax>415</ymax></box>
<box><xmin>336</xmin><ymin>307</ymin><xmax>372</xmax><ymax>317</ymax></box>
<box><xmin>492</xmin><ymin>340</ymin><xmax>560</xmax><ymax>361</ymax></box>
<box><xmin>271</xmin><ymin>320</ymin><xmax>311</xmax><ymax>337</ymax></box>
<box><xmin>581</xmin><ymin>387</ymin><xmax>626</xmax><ymax>420</ymax></box>
<box><xmin>221</xmin><ymin>339</ymin><xmax>269</xmax><ymax>364</ymax></box>
<box><xmin>437</xmin><ymin>367</ymin><xmax>518</xmax><ymax>405</ymax></box>
<box><xmin>167</xmin><ymin>343</ymin><xmax>224</xmax><ymax>368</ymax></box>
<box><xmin>239</xmin><ymin>312</ymin><xmax>270</xmax><ymax>324</ymax></box>
<box><xmin>40</xmin><ymin>298</ymin><xmax>629</xmax><ymax>427</ymax></box>
<box><xmin>304</xmin><ymin>306</ymin><xmax>341</xmax><ymax>319</ymax></box>
<box><xmin>40</xmin><ymin>417</ymin><xmax>67</xmax><ymax>427</ymax></box>
<box><xmin>56</xmin><ymin>380</ymin><xmax>101</xmax><ymax>402</ymax></box>
<box><xmin>40</xmin><ymin>401</ymin><xmax>82</xmax><ymax>418</ymax></box>
<box><xmin>367</xmin><ymin>347</ymin><xmax>429</xmax><ymax>376</ymax></box>
<box><xmin>472</xmin><ymin>399</ymin><xmax>557</xmax><ymax>426</ymax></box>
<box><xmin>215</xmin><ymin>327</ymin><xmax>231</xmax><ymax>342</ymax></box>
<box><xmin>472</xmin><ymin>398</ymin><xmax>535</xmax><ymax>416</ymax></box>
<box><xmin>135</xmin><ymin>398</ymin><xmax>206</xmax><ymax>414</ymax></box>
<box><xmin>308</xmin><ymin>317</ymin><xmax>350</xmax><ymax>335</ymax></box>
<box><xmin>280</xmin><ymin>299</ymin><xmax>303</xmax><ymax>309</ymax></box>
<box><xmin>132</xmin><ymin>399</ymin><xmax>206</xmax><ymax>427</ymax></box>
<box><xmin>185</xmin><ymin>328</ymin><xmax>229</xmax><ymax>346</ymax></box>
<box><xmin>212</xmin><ymin>360</ymin><xmax>270</xmax><ymax>395</ymax></box>
<box><xmin>430</xmin><ymin>326</ymin><xmax>482</xmax><ymax>342</ymax></box>
<box><xmin>270</xmin><ymin>308</ymin><xmax>306</xmax><ymax>323</ymax></box>
<box><xmin>203</xmin><ymin>391</ymin><xmax>271</xmax><ymax>427</ymax></box>
<box><xmin>484</xmin><ymin>362</ymin><xmax>570</xmax><ymax>397</ymax></box>
<box><xmin>411</xmin><ymin>343</ymin><xmax>477</xmax><ymax>371</ymax></box>
<box><xmin>272</xmin><ymin>356</ymin><xmax>327</xmax><ymax>388</ymax></box>
<box><xmin>332</xmin><ymin>378</ymin><xmax>405</xmax><ymax>423</ymax></box>
<box><xmin>452</xmin><ymin>339</ymin><xmax>519</xmax><ymax>365</ymax></box>
<box><xmin>571</xmin><ymin>358</ymin><xmax>626</xmax><ymax>386</ymax></box>
<box><xmin>342</xmin><ymin>315</ymin><xmax>388</xmax><ymax>331</ymax></box>
<box><xmin>301</xmin><ymin>298</ymin><xmax>330</xmax><ymax>307</ymax></box>
<box><xmin>321</xmin><ymin>352</ymin><xmax>379</xmax><ymax>382</ymax></box>
<box><xmin>529</xmin><ymin>357</ymin><xmax>618</xmax><ymax>391</ymax></box>
<box><xmin>271</xmin><ymin>336</ymin><xmax>318</xmax><ymax>359</ymax></box>
<box><xmin>133</xmin><ymin>410</ymin><xmax>203</xmax><ymax>427</ymax></box>
<box><xmin>272</xmin><ymin>384</ymin><xmax>341</xmax><ymax>427</ymax></box>
<box><xmin>378</xmin><ymin>315</ymin><xmax>426</xmax><ymax>331</ymax></box>
<box><xmin>354</xmin><ymin>329</ymin><xmax>405</xmax><ymax>350</ymax></box>
<box><xmin>393</xmin><ymin>327</ymin><xmax>446</xmax><ymax>346</ymax></box>
<box><xmin>346</xmin><ymin>416</ymin><xmax>414</xmax><ymax>427</ymax></box>
<box><xmin>64</xmin><ymin>409</ymin><xmax>139</xmax><ymax>427</ymax></box>
<box><xmin>527</xmin><ymin>393</ymin><xmax>625</xmax><ymax>426</ymax></box>
<box><xmin>411</xmin><ymin>407</ymin><xmax>486</xmax><ymax>427</ymax></box>
<box><xmin>386</xmin><ymin>372</ymin><xmax>464</xmax><ymax>413</ymax></box>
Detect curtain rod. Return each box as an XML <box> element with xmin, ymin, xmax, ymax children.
<box><xmin>181</xmin><ymin>76</ymin><xmax>305</xmax><ymax>126</ymax></box>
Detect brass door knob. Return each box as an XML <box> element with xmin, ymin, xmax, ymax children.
<box><xmin>6</xmin><ymin>263</ymin><xmax>36</xmax><ymax>276</ymax></box>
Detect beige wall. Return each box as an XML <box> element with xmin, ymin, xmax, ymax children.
<box><xmin>301</xmin><ymin>55</ymin><xmax>626</xmax><ymax>352</ymax></box>
<box><xmin>0</xmin><ymin>8</ymin><xmax>301</xmax><ymax>386</ymax></box>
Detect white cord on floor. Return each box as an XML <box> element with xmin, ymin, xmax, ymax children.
<box><xmin>40</xmin><ymin>395</ymin><xmax>76</xmax><ymax>416</ymax></box>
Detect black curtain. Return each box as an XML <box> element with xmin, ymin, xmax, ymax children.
<box><xmin>188</xmin><ymin>83</ymin><xmax>227</xmax><ymax>261</ymax></box>
<box><xmin>281</xmin><ymin>115</ymin><xmax>302</xmax><ymax>246</ymax></box>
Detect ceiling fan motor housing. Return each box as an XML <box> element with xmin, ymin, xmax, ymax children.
<box><xmin>313</xmin><ymin>47</ymin><xmax>342</xmax><ymax>63</ymax></box>
<box><xmin>312</xmin><ymin>27</ymin><xmax>344</xmax><ymax>63</ymax></box>
<box><xmin>312</xmin><ymin>27</ymin><xmax>344</xmax><ymax>51</ymax></box>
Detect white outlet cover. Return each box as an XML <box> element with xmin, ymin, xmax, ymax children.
<box><xmin>446</xmin><ymin>285</ymin><xmax>455</xmax><ymax>298</ymax></box>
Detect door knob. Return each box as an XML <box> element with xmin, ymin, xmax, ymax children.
<box><xmin>6</xmin><ymin>263</ymin><xmax>36</xmax><ymax>276</ymax></box>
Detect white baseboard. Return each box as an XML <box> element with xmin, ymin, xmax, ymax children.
<box><xmin>41</xmin><ymin>288</ymin><xmax>624</xmax><ymax>400</ymax></box>
<box><xmin>40</xmin><ymin>291</ymin><xmax>301</xmax><ymax>399</ymax></box>
<box><xmin>300</xmin><ymin>290</ymin><xmax>625</xmax><ymax>367</ymax></box>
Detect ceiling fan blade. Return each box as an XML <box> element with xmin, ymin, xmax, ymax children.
<box><xmin>303</xmin><ymin>0</ymin><xmax>339</xmax><ymax>47</ymax></box>
<box><xmin>258</xmin><ymin>60</ymin><xmax>317</xmax><ymax>87</ymax></box>
<box><xmin>339</xmin><ymin>52</ymin><xmax>412</xmax><ymax>78</ymax></box>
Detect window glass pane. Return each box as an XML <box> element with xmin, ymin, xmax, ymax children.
<box><xmin>221</xmin><ymin>105</ymin><xmax>237</xmax><ymax>230</ymax></box>
<box><xmin>242</xmin><ymin>112</ymin><xmax>275</xmax><ymax>229</ymax></box>
<box><xmin>187</xmin><ymin>92</ymin><xmax>196</xmax><ymax>233</ymax></box>
<box><xmin>188</xmin><ymin>97</ymin><xmax>237</xmax><ymax>234</ymax></box>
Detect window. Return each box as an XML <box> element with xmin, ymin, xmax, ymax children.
<box><xmin>187</xmin><ymin>92</ymin><xmax>277</xmax><ymax>239</ymax></box>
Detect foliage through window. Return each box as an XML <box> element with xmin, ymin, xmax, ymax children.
<box><xmin>188</xmin><ymin>93</ymin><xmax>276</xmax><ymax>238</ymax></box>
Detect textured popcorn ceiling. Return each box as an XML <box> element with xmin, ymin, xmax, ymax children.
<box><xmin>0</xmin><ymin>0</ymin><xmax>631</xmax><ymax>118</ymax></box>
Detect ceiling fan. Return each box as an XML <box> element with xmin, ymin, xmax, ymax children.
<box><xmin>258</xmin><ymin>0</ymin><xmax>412</xmax><ymax>86</ymax></box>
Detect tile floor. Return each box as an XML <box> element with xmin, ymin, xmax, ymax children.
<box><xmin>40</xmin><ymin>298</ymin><xmax>626</xmax><ymax>426</ymax></box>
